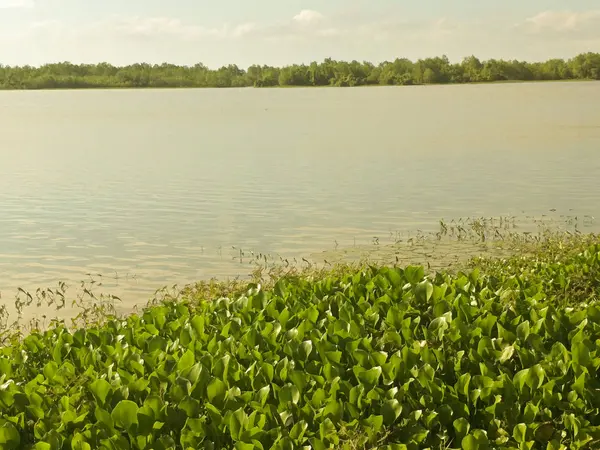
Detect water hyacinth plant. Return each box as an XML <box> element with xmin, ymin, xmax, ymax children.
<box><xmin>0</xmin><ymin>230</ymin><xmax>599</xmax><ymax>449</ymax></box>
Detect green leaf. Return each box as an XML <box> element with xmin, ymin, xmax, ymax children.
<box><xmin>299</xmin><ymin>341</ymin><xmax>313</xmax><ymax>361</ymax></box>
<box><xmin>454</xmin><ymin>417</ymin><xmax>470</xmax><ymax>440</ymax></box>
<box><xmin>385</xmin><ymin>268</ymin><xmax>403</xmax><ymax>288</ymax></box>
<box><xmin>526</xmin><ymin>364</ymin><xmax>545</xmax><ymax>390</ymax></box>
<box><xmin>43</xmin><ymin>361</ymin><xmax>58</xmax><ymax>381</ymax></box>
<box><xmin>255</xmin><ymin>385</ymin><xmax>270</xmax><ymax>406</ymax></box>
<box><xmin>523</xmin><ymin>402</ymin><xmax>539</xmax><ymax>423</ymax></box>
<box><xmin>33</xmin><ymin>444</ymin><xmax>53</xmax><ymax>450</ymax></box>
<box><xmin>513</xmin><ymin>423</ymin><xmax>527</xmax><ymax>444</ymax></box>
<box><xmin>535</xmin><ymin>423</ymin><xmax>555</xmax><ymax>443</ymax></box>
<box><xmin>415</xmin><ymin>281</ymin><xmax>434</xmax><ymax>302</ymax></box>
<box><xmin>0</xmin><ymin>422</ymin><xmax>21</xmax><ymax>449</ymax></box>
<box><xmin>404</xmin><ymin>266</ymin><xmax>424</xmax><ymax>284</ymax></box>
<box><xmin>456</xmin><ymin>373</ymin><xmax>471</xmax><ymax>397</ymax></box>
<box><xmin>498</xmin><ymin>345</ymin><xmax>514</xmax><ymax>363</ymax></box>
<box><xmin>178</xmin><ymin>396</ymin><xmax>200</xmax><ymax>417</ymax></box>
<box><xmin>517</xmin><ymin>320</ymin><xmax>530</xmax><ymax>342</ymax></box>
<box><xmin>207</xmin><ymin>378</ymin><xmax>227</xmax><ymax>405</ymax></box>
<box><xmin>323</xmin><ymin>400</ymin><xmax>343</xmax><ymax>422</ymax></box>
<box><xmin>0</xmin><ymin>359</ymin><xmax>12</xmax><ymax>379</ymax></box>
<box><xmin>229</xmin><ymin>408</ymin><xmax>248</xmax><ymax>441</ymax></box>
<box><xmin>186</xmin><ymin>418</ymin><xmax>204</xmax><ymax>434</ymax></box>
<box><xmin>178</xmin><ymin>349</ymin><xmax>196</xmax><ymax>372</ymax></box>
<box><xmin>572</xmin><ymin>341</ymin><xmax>591</xmax><ymax>367</ymax></box>
<box><xmin>310</xmin><ymin>438</ymin><xmax>327</xmax><ymax>450</ymax></box>
<box><xmin>71</xmin><ymin>433</ymin><xmax>92</xmax><ymax>450</ymax></box>
<box><xmin>190</xmin><ymin>315</ymin><xmax>205</xmax><ymax>337</ymax></box>
<box><xmin>358</xmin><ymin>366</ymin><xmax>382</xmax><ymax>386</ymax></box>
<box><xmin>95</xmin><ymin>406</ymin><xmax>114</xmax><ymax>430</ymax></box>
<box><xmin>279</xmin><ymin>384</ymin><xmax>300</xmax><ymax>405</ymax></box>
<box><xmin>319</xmin><ymin>418</ymin><xmax>337</xmax><ymax>441</ymax></box>
<box><xmin>290</xmin><ymin>420</ymin><xmax>308</xmax><ymax>441</ymax></box>
<box><xmin>462</xmin><ymin>435</ymin><xmax>479</xmax><ymax>450</ymax></box>
<box><xmin>381</xmin><ymin>399</ymin><xmax>402</xmax><ymax>425</ymax></box>
<box><xmin>462</xmin><ymin>430</ymin><xmax>489</xmax><ymax>450</ymax></box>
<box><xmin>89</xmin><ymin>378</ymin><xmax>112</xmax><ymax>406</ymax></box>
<box><xmin>429</xmin><ymin>317</ymin><xmax>449</xmax><ymax>338</ymax></box>
<box><xmin>111</xmin><ymin>400</ymin><xmax>139</xmax><ymax>430</ymax></box>
<box><xmin>546</xmin><ymin>440</ymin><xmax>563</xmax><ymax>450</ymax></box>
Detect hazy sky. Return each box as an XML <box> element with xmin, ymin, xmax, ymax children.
<box><xmin>1</xmin><ymin>0</ymin><xmax>599</xmax><ymax>68</ymax></box>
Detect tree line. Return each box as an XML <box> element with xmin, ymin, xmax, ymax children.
<box><xmin>0</xmin><ymin>53</ymin><xmax>599</xmax><ymax>90</ymax></box>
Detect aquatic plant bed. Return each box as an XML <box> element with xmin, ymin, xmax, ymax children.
<box><xmin>1</xmin><ymin>243</ymin><xmax>600</xmax><ymax>449</ymax></box>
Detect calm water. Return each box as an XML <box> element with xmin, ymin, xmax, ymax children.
<box><xmin>1</xmin><ymin>82</ymin><xmax>600</xmax><ymax>315</ymax></box>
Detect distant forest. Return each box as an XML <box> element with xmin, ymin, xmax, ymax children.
<box><xmin>0</xmin><ymin>53</ymin><xmax>599</xmax><ymax>89</ymax></box>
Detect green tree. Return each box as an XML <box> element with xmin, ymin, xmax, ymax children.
<box><xmin>0</xmin><ymin>53</ymin><xmax>598</xmax><ymax>90</ymax></box>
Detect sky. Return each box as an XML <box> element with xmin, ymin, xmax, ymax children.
<box><xmin>0</xmin><ymin>0</ymin><xmax>599</xmax><ymax>68</ymax></box>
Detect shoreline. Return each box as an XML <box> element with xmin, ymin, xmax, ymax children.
<box><xmin>0</xmin><ymin>78</ymin><xmax>597</xmax><ymax>92</ymax></box>
<box><xmin>1</xmin><ymin>218</ymin><xmax>595</xmax><ymax>330</ymax></box>
<box><xmin>1</xmin><ymin>215</ymin><xmax>596</xmax><ymax>327</ymax></box>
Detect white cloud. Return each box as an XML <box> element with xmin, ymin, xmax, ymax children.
<box><xmin>111</xmin><ymin>17</ymin><xmax>225</xmax><ymax>40</ymax></box>
<box><xmin>29</xmin><ymin>19</ymin><xmax>59</xmax><ymax>30</ymax></box>
<box><xmin>11</xmin><ymin>9</ymin><xmax>443</xmax><ymax>45</ymax></box>
<box><xmin>292</xmin><ymin>10</ymin><xmax>324</xmax><ymax>26</ymax></box>
<box><xmin>0</xmin><ymin>0</ymin><xmax>34</xmax><ymax>8</ymax></box>
<box><xmin>2</xmin><ymin>8</ymin><xmax>600</xmax><ymax>68</ymax></box>
<box><xmin>524</xmin><ymin>10</ymin><xmax>600</xmax><ymax>33</ymax></box>
<box><xmin>231</xmin><ymin>22</ymin><xmax>258</xmax><ymax>38</ymax></box>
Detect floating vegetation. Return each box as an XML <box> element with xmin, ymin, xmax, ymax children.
<box><xmin>312</xmin><ymin>214</ymin><xmax>597</xmax><ymax>272</ymax></box>
<box><xmin>0</xmin><ymin>219</ymin><xmax>599</xmax><ymax>449</ymax></box>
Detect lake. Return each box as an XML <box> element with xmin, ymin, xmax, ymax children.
<box><xmin>1</xmin><ymin>82</ymin><xmax>600</xmax><ymax>317</ymax></box>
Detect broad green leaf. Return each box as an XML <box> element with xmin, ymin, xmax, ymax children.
<box><xmin>190</xmin><ymin>315</ymin><xmax>205</xmax><ymax>337</ymax></box>
<box><xmin>571</xmin><ymin>341</ymin><xmax>591</xmax><ymax>367</ymax></box>
<box><xmin>535</xmin><ymin>423</ymin><xmax>554</xmax><ymax>443</ymax></box>
<box><xmin>0</xmin><ymin>422</ymin><xmax>20</xmax><ymax>450</ymax></box>
<box><xmin>178</xmin><ymin>349</ymin><xmax>196</xmax><ymax>372</ymax></box>
<box><xmin>299</xmin><ymin>341</ymin><xmax>313</xmax><ymax>361</ymax></box>
<box><xmin>32</xmin><ymin>444</ymin><xmax>52</xmax><ymax>450</ymax></box>
<box><xmin>179</xmin><ymin>396</ymin><xmax>200</xmax><ymax>417</ymax></box>
<box><xmin>517</xmin><ymin>320</ymin><xmax>530</xmax><ymax>342</ymax></box>
<box><xmin>381</xmin><ymin>399</ymin><xmax>402</xmax><ymax>425</ymax></box>
<box><xmin>358</xmin><ymin>366</ymin><xmax>382</xmax><ymax>386</ymax></box>
<box><xmin>89</xmin><ymin>379</ymin><xmax>112</xmax><ymax>406</ymax></box>
<box><xmin>526</xmin><ymin>364</ymin><xmax>545</xmax><ymax>390</ymax></box>
<box><xmin>404</xmin><ymin>266</ymin><xmax>424</xmax><ymax>284</ymax></box>
<box><xmin>207</xmin><ymin>378</ymin><xmax>227</xmax><ymax>404</ymax></box>
<box><xmin>462</xmin><ymin>435</ymin><xmax>479</xmax><ymax>450</ymax></box>
<box><xmin>523</xmin><ymin>402</ymin><xmax>538</xmax><ymax>423</ymax></box>
<box><xmin>229</xmin><ymin>408</ymin><xmax>248</xmax><ymax>441</ymax></box>
<box><xmin>323</xmin><ymin>400</ymin><xmax>343</xmax><ymax>423</ymax></box>
<box><xmin>462</xmin><ymin>430</ymin><xmax>489</xmax><ymax>450</ymax></box>
<box><xmin>43</xmin><ymin>361</ymin><xmax>58</xmax><ymax>380</ymax></box>
<box><xmin>498</xmin><ymin>345</ymin><xmax>514</xmax><ymax>363</ymax></box>
<box><xmin>290</xmin><ymin>420</ymin><xmax>308</xmax><ymax>440</ymax></box>
<box><xmin>279</xmin><ymin>384</ymin><xmax>300</xmax><ymax>405</ymax></box>
<box><xmin>429</xmin><ymin>317</ymin><xmax>448</xmax><ymax>338</ymax></box>
<box><xmin>415</xmin><ymin>281</ymin><xmax>434</xmax><ymax>302</ymax></box>
<box><xmin>456</xmin><ymin>373</ymin><xmax>471</xmax><ymax>397</ymax></box>
<box><xmin>319</xmin><ymin>418</ymin><xmax>337</xmax><ymax>441</ymax></box>
<box><xmin>454</xmin><ymin>417</ymin><xmax>470</xmax><ymax>439</ymax></box>
<box><xmin>111</xmin><ymin>400</ymin><xmax>139</xmax><ymax>430</ymax></box>
<box><xmin>513</xmin><ymin>423</ymin><xmax>527</xmax><ymax>444</ymax></box>
<box><xmin>546</xmin><ymin>440</ymin><xmax>565</xmax><ymax>450</ymax></box>
<box><xmin>71</xmin><ymin>433</ymin><xmax>92</xmax><ymax>450</ymax></box>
